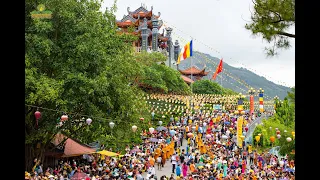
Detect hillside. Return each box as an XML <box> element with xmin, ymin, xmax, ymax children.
<box><xmin>176</xmin><ymin>51</ymin><xmax>291</xmax><ymax>100</ymax></box>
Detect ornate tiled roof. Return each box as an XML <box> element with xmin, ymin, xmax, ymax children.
<box><xmin>181</xmin><ymin>75</ymin><xmax>194</xmax><ymax>84</ymax></box>
<box><xmin>179</xmin><ymin>66</ymin><xmax>210</xmax><ymax>76</ymax></box>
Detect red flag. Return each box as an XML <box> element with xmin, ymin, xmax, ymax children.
<box><xmin>212</xmin><ymin>58</ymin><xmax>223</xmax><ymax>80</ymax></box>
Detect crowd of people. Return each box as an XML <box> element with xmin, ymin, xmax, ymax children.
<box><xmin>26</xmin><ymin>109</ymin><xmax>294</xmax><ymax>180</ymax></box>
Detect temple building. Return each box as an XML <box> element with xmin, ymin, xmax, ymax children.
<box><xmin>116</xmin><ymin>5</ymin><xmax>203</xmax><ymax>85</ymax></box>
<box><xmin>116</xmin><ymin>4</ymin><xmax>173</xmax><ymax>61</ymax></box>
<box><xmin>178</xmin><ymin>65</ymin><xmax>210</xmax><ymax>82</ymax></box>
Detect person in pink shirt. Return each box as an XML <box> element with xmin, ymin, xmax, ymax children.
<box><xmin>182</xmin><ymin>162</ymin><xmax>188</xmax><ymax>177</ymax></box>
<box><xmin>241</xmin><ymin>159</ymin><xmax>246</xmax><ymax>174</ymax></box>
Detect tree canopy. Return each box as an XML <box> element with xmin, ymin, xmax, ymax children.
<box><xmin>253</xmin><ymin>87</ymin><xmax>295</xmax><ymax>159</ymax></box>
<box><xmin>245</xmin><ymin>0</ymin><xmax>295</xmax><ymax>56</ymax></box>
<box><xmin>192</xmin><ymin>80</ymin><xmax>238</xmax><ymax>95</ymax></box>
<box><xmin>25</xmin><ymin>0</ymin><xmax>150</xmax><ymax>170</ymax></box>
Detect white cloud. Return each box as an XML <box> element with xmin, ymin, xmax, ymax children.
<box><xmin>101</xmin><ymin>0</ymin><xmax>295</xmax><ymax>87</ymax></box>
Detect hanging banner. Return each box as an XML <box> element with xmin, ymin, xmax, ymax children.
<box><xmin>237</xmin><ymin>116</ymin><xmax>243</xmax><ymax>148</ymax></box>
<box><xmin>259</xmin><ymin>93</ymin><xmax>264</xmax><ymax>113</ymax></box>
<box><xmin>250</xmin><ymin>96</ymin><xmax>254</xmax><ymax>114</ymax></box>
<box><xmin>212</xmin><ymin>104</ymin><xmax>222</xmax><ymax>110</ymax></box>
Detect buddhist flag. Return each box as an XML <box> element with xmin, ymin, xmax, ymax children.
<box><xmin>212</xmin><ymin>58</ymin><xmax>223</xmax><ymax>80</ymax></box>
<box><xmin>177</xmin><ymin>40</ymin><xmax>193</xmax><ymax>64</ymax></box>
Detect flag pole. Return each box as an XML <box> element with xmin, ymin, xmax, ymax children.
<box><xmin>221</xmin><ymin>68</ymin><xmax>223</xmax><ymax>94</ymax></box>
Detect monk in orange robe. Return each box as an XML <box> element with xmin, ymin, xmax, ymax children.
<box><xmin>161</xmin><ymin>151</ymin><xmax>166</xmax><ymax>166</ymax></box>
<box><xmin>199</xmin><ymin>144</ymin><xmax>206</xmax><ymax>154</ymax></box>
<box><xmin>154</xmin><ymin>146</ymin><xmax>161</xmax><ymax>160</ymax></box>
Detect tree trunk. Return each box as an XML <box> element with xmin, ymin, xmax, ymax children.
<box><xmin>25</xmin><ymin>144</ymin><xmax>47</xmax><ymax>171</ymax></box>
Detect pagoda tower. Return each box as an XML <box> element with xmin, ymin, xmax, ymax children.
<box><xmin>116</xmin><ymin>4</ymin><xmax>172</xmax><ymax>58</ymax></box>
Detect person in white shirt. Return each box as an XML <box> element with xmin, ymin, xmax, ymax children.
<box><xmin>148</xmin><ymin>165</ymin><xmax>156</xmax><ymax>176</ymax></box>
<box><xmin>171</xmin><ymin>153</ymin><xmax>178</xmax><ymax>173</ymax></box>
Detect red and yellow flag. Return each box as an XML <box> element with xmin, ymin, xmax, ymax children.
<box><xmin>212</xmin><ymin>58</ymin><xmax>223</xmax><ymax>80</ymax></box>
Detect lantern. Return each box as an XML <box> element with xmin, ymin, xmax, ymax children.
<box><xmin>284</xmin><ymin>130</ymin><xmax>287</xmax><ymax>133</ymax></box>
<box><xmin>286</xmin><ymin>137</ymin><xmax>292</xmax><ymax>142</ymax></box>
<box><xmin>86</xmin><ymin>118</ymin><xmax>92</xmax><ymax>125</ymax></box>
<box><xmin>61</xmin><ymin>115</ymin><xmax>68</xmax><ymax>121</ymax></box>
<box><xmin>258</xmin><ymin>133</ymin><xmax>261</xmax><ymax>136</ymax></box>
<box><xmin>187</xmin><ymin>132</ymin><xmax>194</xmax><ymax>138</ymax></box>
<box><xmin>277</xmin><ymin>134</ymin><xmax>281</xmax><ymax>139</ymax></box>
<box><xmin>270</xmin><ymin>136</ymin><xmax>275</xmax><ymax>143</ymax></box>
<box><xmin>269</xmin><ymin>127</ymin><xmax>272</xmax><ymax>130</ymax></box>
<box><xmin>292</xmin><ymin>134</ymin><xmax>295</xmax><ymax>140</ymax></box>
<box><xmin>291</xmin><ymin>131</ymin><xmax>295</xmax><ymax>136</ymax></box>
<box><xmin>162</xmin><ymin>115</ymin><xmax>165</xmax><ymax>118</ymax></box>
<box><xmin>109</xmin><ymin>122</ymin><xmax>115</xmax><ymax>129</ymax></box>
<box><xmin>140</xmin><ymin>117</ymin><xmax>144</xmax><ymax>121</ymax></box>
<box><xmin>206</xmin><ymin>134</ymin><xmax>212</xmax><ymax>139</ymax></box>
<box><xmin>158</xmin><ymin>121</ymin><xmax>163</xmax><ymax>126</ymax></box>
<box><xmin>132</xmin><ymin>125</ymin><xmax>137</xmax><ymax>132</ymax></box>
<box><xmin>34</xmin><ymin>111</ymin><xmax>41</xmax><ymax>120</ymax></box>
<box><xmin>275</xmin><ymin>128</ymin><xmax>278</xmax><ymax>131</ymax></box>
<box><xmin>149</xmin><ymin>127</ymin><xmax>155</xmax><ymax>134</ymax></box>
<box><xmin>255</xmin><ymin>135</ymin><xmax>260</xmax><ymax>142</ymax></box>
<box><xmin>276</xmin><ymin>130</ymin><xmax>280</xmax><ymax>135</ymax></box>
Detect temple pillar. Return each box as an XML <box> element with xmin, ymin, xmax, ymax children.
<box><xmin>141</xmin><ymin>18</ymin><xmax>148</xmax><ymax>51</ymax></box>
<box><xmin>166</xmin><ymin>27</ymin><xmax>173</xmax><ymax>67</ymax></box>
<box><xmin>151</xmin><ymin>17</ymin><xmax>159</xmax><ymax>51</ymax></box>
<box><xmin>173</xmin><ymin>40</ymin><xmax>180</xmax><ymax>68</ymax></box>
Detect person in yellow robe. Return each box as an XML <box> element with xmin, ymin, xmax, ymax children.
<box><xmin>161</xmin><ymin>151</ymin><xmax>166</xmax><ymax>167</ymax></box>
<box><xmin>195</xmin><ymin>134</ymin><xmax>199</xmax><ymax>144</ymax></box>
<box><xmin>154</xmin><ymin>146</ymin><xmax>161</xmax><ymax>160</ymax></box>
<box><xmin>149</xmin><ymin>155</ymin><xmax>155</xmax><ymax>167</ymax></box>
<box><xmin>166</xmin><ymin>148</ymin><xmax>171</xmax><ymax>160</ymax></box>
<box><xmin>195</xmin><ymin>124</ymin><xmax>199</xmax><ymax>132</ymax></box>
<box><xmin>199</xmin><ymin>144</ymin><xmax>206</xmax><ymax>154</ymax></box>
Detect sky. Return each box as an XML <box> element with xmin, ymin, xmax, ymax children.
<box><xmin>101</xmin><ymin>0</ymin><xmax>295</xmax><ymax>88</ymax></box>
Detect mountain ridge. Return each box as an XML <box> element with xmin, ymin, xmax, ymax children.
<box><xmin>175</xmin><ymin>51</ymin><xmax>291</xmax><ymax>100</ymax></box>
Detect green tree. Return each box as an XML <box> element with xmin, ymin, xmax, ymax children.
<box><xmin>192</xmin><ymin>80</ymin><xmax>237</xmax><ymax>94</ymax></box>
<box><xmin>245</xmin><ymin>0</ymin><xmax>295</xmax><ymax>56</ymax></box>
<box><xmin>25</xmin><ymin>0</ymin><xmax>149</xmax><ymax>170</ymax></box>
<box><xmin>140</xmin><ymin>63</ymin><xmax>191</xmax><ymax>94</ymax></box>
<box><xmin>287</xmin><ymin>87</ymin><xmax>295</xmax><ymax>104</ymax></box>
<box><xmin>135</xmin><ymin>51</ymin><xmax>167</xmax><ymax>66</ymax></box>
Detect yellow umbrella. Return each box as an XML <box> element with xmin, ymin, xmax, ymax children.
<box><xmin>95</xmin><ymin>150</ymin><xmax>119</xmax><ymax>157</ymax></box>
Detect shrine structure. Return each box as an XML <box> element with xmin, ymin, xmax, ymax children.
<box><xmin>116</xmin><ymin>4</ymin><xmax>172</xmax><ymax>58</ymax></box>
<box><xmin>178</xmin><ymin>65</ymin><xmax>210</xmax><ymax>82</ymax></box>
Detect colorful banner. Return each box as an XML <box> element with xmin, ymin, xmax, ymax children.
<box><xmin>212</xmin><ymin>104</ymin><xmax>222</xmax><ymax>110</ymax></box>
<box><xmin>237</xmin><ymin>116</ymin><xmax>243</xmax><ymax>148</ymax></box>
<box><xmin>250</xmin><ymin>96</ymin><xmax>254</xmax><ymax>114</ymax></box>
<box><xmin>259</xmin><ymin>93</ymin><xmax>264</xmax><ymax>113</ymax></box>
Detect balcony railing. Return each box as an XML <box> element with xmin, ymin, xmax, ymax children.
<box><xmin>135</xmin><ymin>46</ymin><xmax>168</xmax><ymax>56</ymax></box>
